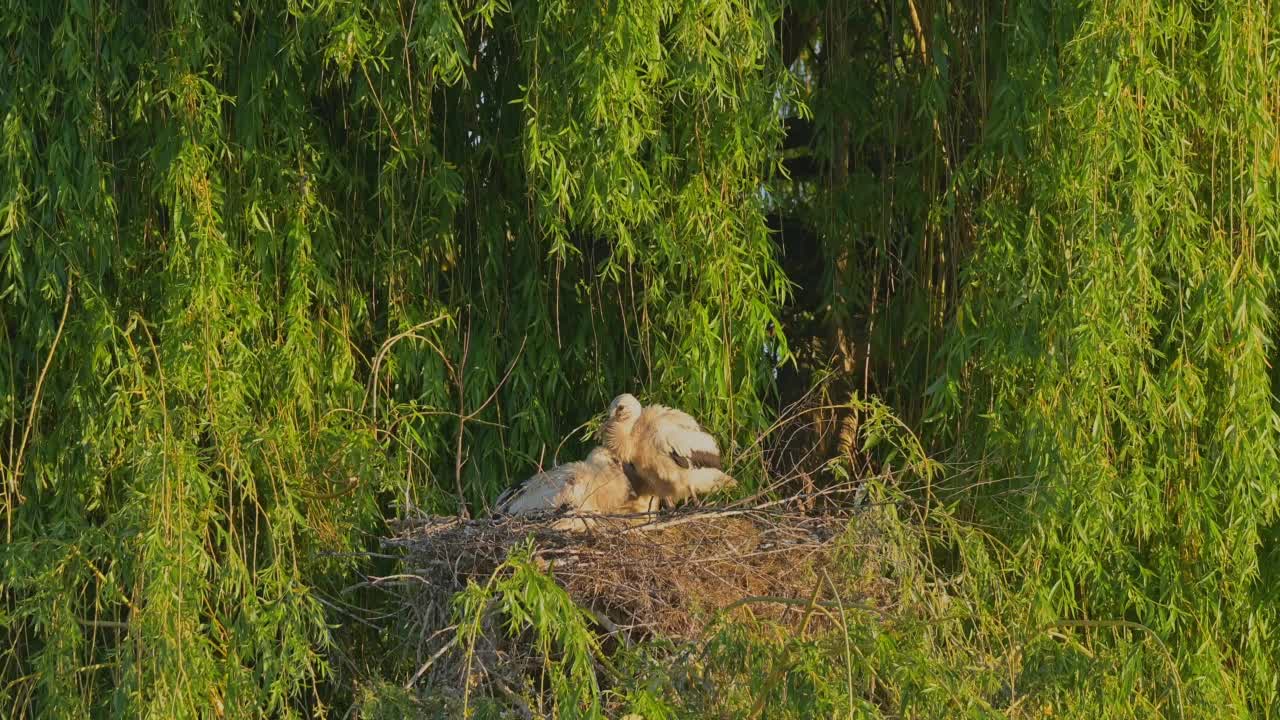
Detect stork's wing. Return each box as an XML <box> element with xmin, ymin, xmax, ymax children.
<box><xmin>494</xmin><ymin>464</ymin><xmax>576</xmax><ymax>515</ymax></box>
<box><xmin>494</xmin><ymin>484</ymin><xmax>520</xmax><ymax>510</ymax></box>
<box><xmin>646</xmin><ymin>405</ymin><xmax>722</xmax><ymax>470</ymax></box>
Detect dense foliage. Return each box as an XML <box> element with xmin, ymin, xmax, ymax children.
<box><xmin>2</xmin><ymin>0</ymin><xmax>1278</xmax><ymax>717</ymax></box>
<box><xmin>939</xmin><ymin>1</ymin><xmax>1280</xmax><ymax>712</ymax></box>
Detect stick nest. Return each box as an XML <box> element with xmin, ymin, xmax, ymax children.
<box><xmin>384</xmin><ymin>492</ymin><xmax>884</xmax><ymax>646</ymax></box>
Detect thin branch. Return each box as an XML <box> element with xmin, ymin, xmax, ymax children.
<box><xmin>454</xmin><ymin>311</ymin><xmax>472</xmax><ymax>518</ymax></box>
<box><xmin>7</xmin><ymin>273</ymin><xmax>74</xmax><ymax>541</ymax></box>
<box><xmin>365</xmin><ymin>313</ymin><xmax>453</xmax><ymax>417</ymax></box>
<box><xmin>76</xmin><ymin>618</ymin><xmax>129</xmax><ymax>631</ymax></box>
<box><xmin>1040</xmin><ymin>619</ymin><xmax>1185</xmax><ymax>720</ymax></box>
<box><xmin>464</xmin><ymin>334</ymin><xmax>527</xmax><ymax>421</ymax></box>
<box><xmin>404</xmin><ymin>630</ymin><xmax>458</xmax><ymax>690</ymax></box>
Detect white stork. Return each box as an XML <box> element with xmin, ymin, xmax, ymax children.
<box><xmin>493</xmin><ymin>446</ymin><xmax>655</xmax><ymax>531</ymax></box>
<box><xmin>600</xmin><ymin>393</ymin><xmax>735</xmax><ymax>508</ymax></box>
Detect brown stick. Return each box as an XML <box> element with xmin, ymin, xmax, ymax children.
<box><xmin>7</xmin><ymin>273</ymin><xmax>74</xmax><ymax>541</ymax></box>
<box><xmin>403</xmin><ymin>630</ymin><xmax>458</xmax><ymax>690</ymax></box>
<box><xmin>454</xmin><ymin>311</ymin><xmax>471</xmax><ymax>518</ymax></box>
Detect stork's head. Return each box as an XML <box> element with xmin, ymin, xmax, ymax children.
<box><xmin>607</xmin><ymin>393</ymin><xmax>641</xmax><ymax>422</ymax></box>
<box><xmin>601</xmin><ymin>393</ymin><xmax>641</xmax><ymax>450</ymax></box>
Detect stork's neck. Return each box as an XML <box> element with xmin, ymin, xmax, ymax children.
<box><xmin>603</xmin><ymin>417</ymin><xmax>637</xmax><ymax>461</ymax></box>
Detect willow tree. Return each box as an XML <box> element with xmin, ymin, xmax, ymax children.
<box><xmin>6</xmin><ymin>0</ymin><xmax>1280</xmax><ymax>717</ymax></box>
<box><xmin>0</xmin><ymin>0</ymin><xmax>791</xmax><ymax>716</ymax></box>
<box><xmin>776</xmin><ymin>0</ymin><xmax>1280</xmax><ymax>714</ymax></box>
<box><xmin>942</xmin><ymin>2</ymin><xmax>1280</xmax><ymax>712</ymax></box>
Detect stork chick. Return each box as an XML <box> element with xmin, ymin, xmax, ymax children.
<box><xmin>601</xmin><ymin>393</ymin><xmax>735</xmax><ymax>508</ymax></box>
<box><xmin>494</xmin><ymin>446</ymin><xmax>656</xmax><ymax>531</ymax></box>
